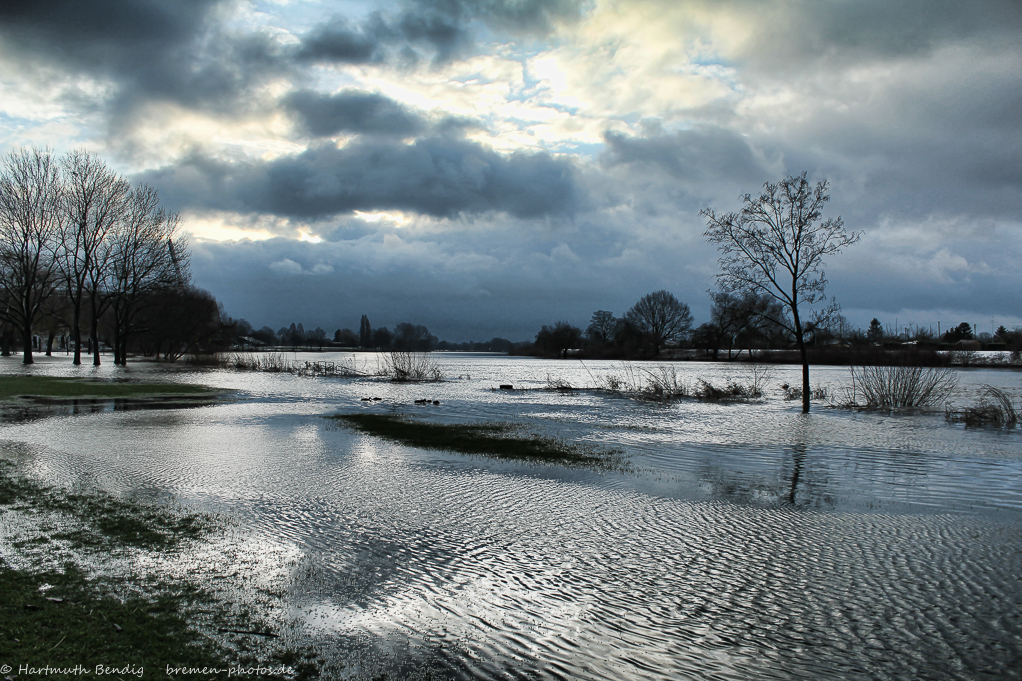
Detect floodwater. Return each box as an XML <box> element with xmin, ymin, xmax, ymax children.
<box><xmin>1</xmin><ymin>352</ymin><xmax>1021</xmax><ymax>680</ymax></box>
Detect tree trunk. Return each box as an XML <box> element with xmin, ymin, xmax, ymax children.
<box><xmin>72</xmin><ymin>306</ymin><xmax>82</xmax><ymax>365</ymax></box>
<box><xmin>46</xmin><ymin>331</ymin><xmax>55</xmax><ymax>356</ymax></box>
<box><xmin>793</xmin><ymin>321</ymin><xmax>810</xmax><ymax>413</ymax></box>
<box><xmin>91</xmin><ymin>313</ymin><xmax>101</xmax><ymax>366</ymax></box>
<box><xmin>22</xmin><ymin>325</ymin><xmax>34</xmax><ymax>365</ymax></box>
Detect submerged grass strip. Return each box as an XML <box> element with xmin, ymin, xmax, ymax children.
<box><xmin>0</xmin><ymin>461</ymin><xmax>320</xmax><ymax>678</ymax></box>
<box><xmin>0</xmin><ymin>375</ymin><xmax>216</xmax><ymax>401</ymax></box>
<box><xmin>0</xmin><ymin>460</ymin><xmax>209</xmax><ymax>549</ymax></box>
<box><xmin>0</xmin><ymin>565</ymin><xmax>318</xmax><ymax>679</ymax></box>
<box><xmin>331</xmin><ymin>413</ymin><xmax>621</xmax><ymax>468</ymax></box>
<box><xmin>2</xmin><ymin>564</ymin><xmax>223</xmax><ymax>672</ymax></box>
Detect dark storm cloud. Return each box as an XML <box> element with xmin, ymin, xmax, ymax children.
<box><xmin>411</xmin><ymin>0</ymin><xmax>588</xmax><ymax>34</ymax></box>
<box><xmin>294</xmin><ymin>0</ymin><xmax>589</xmax><ymax>67</ymax></box>
<box><xmin>293</xmin><ymin>14</ymin><xmax>390</xmax><ymax>64</ymax></box>
<box><xmin>138</xmin><ymin>137</ymin><xmax>580</xmax><ymax>220</ymax></box>
<box><xmin>0</xmin><ymin>0</ymin><xmax>293</xmax><ymax>116</ymax></box>
<box><xmin>282</xmin><ymin>90</ymin><xmax>426</xmax><ymax>137</ymax></box>
<box><xmin>732</xmin><ymin>0</ymin><xmax>1022</xmax><ymax>69</ymax></box>
<box><xmin>0</xmin><ymin>0</ymin><xmax>217</xmax><ymax>60</ymax></box>
<box><xmin>600</xmin><ymin>128</ymin><xmax>769</xmax><ymax>183</ymax></box>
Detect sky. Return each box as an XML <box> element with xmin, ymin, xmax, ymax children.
<box><xmin>1</xmin><ymin>0</ymin><xmax>1019</xmax><ymax>342</ymax></box>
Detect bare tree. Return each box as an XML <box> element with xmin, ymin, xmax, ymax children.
<box><xmin>107</xmin><ymin>185</ymin><xmax>187</xmax><ymax>365</ymax></box>
<box><xmin>624</xmin><ymin>290</ymin><xmax>693</xmax><ymax>356</ymax></box>
<box><xmin>0</xmin><ymin>148</ymin><xmax>63</xmax><ymax>364</ymax></box>
<box><xmin>58</xmin><ymin>149</ymin><xmax>129</xmax><ymax>365</ymax></box>
<box><xmin>702</xmin><ymin>172</ymin><xmax>860</xmax><ymax>413</ymax></box>
<box><xmin>585</xmin><ymin>310</ymin><xmax>617</xmax><ymax>344</ymax></box>
<box><xmin>535</xmin><ymin>321</ymin><xmax>582</xmax><ymax>358</ymax></box>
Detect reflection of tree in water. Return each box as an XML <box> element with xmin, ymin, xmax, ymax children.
<box><xmin>786</xmin><ymin>442</ymin><xmax>807</xmax><ymax>506</ymax></box>
<box><xmin>696</xmin><ymin>419</ymin><xmax>836</xmax><ymax>510</ymax></box>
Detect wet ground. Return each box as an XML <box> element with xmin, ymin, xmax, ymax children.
<box><xmin>1</xmin><ymin>353</ymin><xmax>1020</xmax><ymax>679</ymax></box>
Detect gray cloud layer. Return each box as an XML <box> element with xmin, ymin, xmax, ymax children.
<box><xmin>140</xmin><ymin>138</ymin><xmax>580</xmax><ymax>220</ymax></box>
<box><xmin>283</xmin><ymin>89</ymin><xmax>427</xmax><ymax>137</ymax></box>
<box><xmin>3</xmin><ymin>0</ymin><xmax>1020</xmax><ymax>337</ymax></box>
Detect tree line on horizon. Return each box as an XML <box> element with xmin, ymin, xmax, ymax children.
<box><xmin>524</xmin><ymin>293</ymin><xmax>1022</xmax><ymax>363</ymax></box>
<box><xmin>0</xmin><ymin>147</ymin><xmax>228</xmax><ymax>365</ymax></box>
<box><xmin>226</xmin><ymin>314</ymin><xmax>518</xmax><ymax>354</ymax></box>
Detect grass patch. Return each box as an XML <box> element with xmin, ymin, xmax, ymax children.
<box><xmin>0</xmin><ymin>460</ymin><xmax>209</xmax><ymax>549</ymax></box>
<box><xmin>331</xmin><ymin>413</ymin><xmax>621</xmax><ymax>468</ymax></box>
<box><xmin>0</xmin><ymin>565</ymin><xmax>317</xmax><ymax>679</ymax></box>
<box><xmin>0</xmin><ymin>375</ymin><xmax>216</xmax><ymax>401</ymax></box>
<box><xmin>0</xmin><ymin>460</ymin><xmax>320</xmax><ymax>678</ymax></box>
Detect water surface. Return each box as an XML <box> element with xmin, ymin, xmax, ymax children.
<box><xmin>1</xmin><ymin>353</ymin><xmax>1020</xmax><ymax>679</ymax></box>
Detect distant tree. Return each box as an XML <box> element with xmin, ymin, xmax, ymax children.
<box><xmin>535</xmin><ymin>321</ymin><xmax>582</xmax><ymax>358</ymax></box>
<box><xmin>995</xmin><ymin>325</ymin><xmax>1009</xmax><ymax>340</ymax></box>
<box><xmin>308</xmin><ymin>327</ymin><xmax>327</xmax><ymax>349</ymax></box>
<box><xmin>911</xmin><ymin>326</ymin><xmax>934</xmax><ymax>342</ymax></box>
<box><xmin>252</xmin><ymin>326</ymin><xmax>277</xmax><ymax>346</ymax></box>
<box><xmin>942</xmin><ymin>322</ymin><xmax>973</xmax><ymax>343</ymax></box>
<box><xmin>334</xmin><ymin>328</ymin><xmax>358</xmax><ymax>347</ymax></box>
<box><xmin>585</xmin><ymin>310</ymin><xmax>617</xmax><ymax>344</ymax></box>
<box><xmin>234</xmin><ymin>318</ymin><xmax>254</xmax><ymax>338</ymax></box>
<box><xmin>286</xmin><ymin>322</ymin><xmax>304</xmax><ymax>349</ymax></box>
<box><xmin>624</xmin><ymin>290</ymin><xmax>693</xmax><ymax>357</ymax></box>
<box><xmin>487</xmin><ymin>337</ymin><xmax>513</xmax><ymax>353</ymax></box>
<box><xmin>867</xmin><ymin>318</ymin><xmax>884</xmax><ymax>343</ymax></box>
<box><xmin>0</xmin><ymin>147</ymin><xmax>63</xmax><ymax>364</ymax></box>
<box><xmin>703</xmin><ymin>172</ymin><xmax>860</xmax><ymax>413</ymax></box>
<box><xmin>708</xmin><ymin>291</ymin><xmax>787</xmax><ymax>358</ymax></box>
<box><xmin>57</xmin><ymin>149</ymin><xmax>129</xmax><ymax>365</ymax></box>
<box><xmin>137</xmin><ymin>286</ymin><xmax>221</xmax><ymax>361</ymax></box>
<box><xmin>359</xmin><ymin>314</ymin><xmax>372</xmax><ymax>348</ymax></box>
<box><xmin>106</xmin><ymin>184</ymin><xmax>185</xmax><ymax>365</ymax></box>
<box><xmin>691</xmin><ymin>321</ymin><xmax>725</xmax><ymax>359</ymax></box>
<box><xmin>393</xmin><ymin>322</ymin><xmax>436</xmax><ymax>351</ymax></box>
<box><xmin>372</xmin><ymin>325</ymin><xmax>393</xmax><ymax>349</ymax></box>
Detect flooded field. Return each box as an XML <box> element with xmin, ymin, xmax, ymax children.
<box><xmin>2</xmin><ymin>353</ymin><xmax>1021</xmax><ymax>680</ymax></box>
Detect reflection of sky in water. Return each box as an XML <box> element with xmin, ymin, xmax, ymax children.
<box><xmin>1</xmin><ymin>353</ymin><xmax>1021</xmax><ymax>679</ymax></box>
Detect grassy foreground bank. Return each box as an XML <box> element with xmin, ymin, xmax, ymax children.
<box><xmin>0</xmin><ymin>375</ymin><xmax>216</xmax><ymax>401</ymax></box>
<box><xmin>331</xmin><ymin>412</ymin><xmax>622</xmax><ymax>468</ymax></box>
<box><xmin>0</xmin><ymin>460</ymin><xmax>318</xmax><ymax>679</ymax></box>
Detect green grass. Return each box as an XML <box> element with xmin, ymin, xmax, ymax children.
<box><xmin>0</xmin><ymin>565</ymin><xmax>318</xmax><ymax>679</ymax></box>
<box><xmin>0</xmin><ymin>460</ymin><xmax>209</xmax><ymax>549</ymax></box>
<box><xmin>0</xmin><ymin>461</ymin><xmax>320</xmax><ymax>678</ymax></box>
<box><xmin>0</xmin><ymin>375</ymin><xmax>216</xmax><ymax>401</ymax></box>
<box><xmin>331</xmin><ymin>413</ymin><xmax>621</xmax><ymax>468</ymax></box>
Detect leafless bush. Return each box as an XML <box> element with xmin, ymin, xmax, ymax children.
<box><xmin>216</xmin><ymin>352</ymin><xmax>370</xmax><ymax>377</ymax></box>
<box><xmin>595</xmin><ymin>364</ymin><xmax>691</xmax><ymax>400</ymax></box>
<box><xmin>641</xmin><ymin>365</ymin><xmax>691</xmax><ymax>400</ymax></box>
<box><xmin>595</xmin><ymin>363</ymin><xmax>641</xmax><ymax>393</ymax></box>
<box><xmin>220</xmin><ymin>352</ymin><xmax>294</xmax><ymax>372</ymax></box>
<box><xmin>383</xmin><ymin>351</ymin><xmax>444</xmax><ymax>382</ymax></box>
<box><xmin>745</xmin><ymin>365</ymin><xmax>773</xmax><ymax>397</ymax></box>
<box><xmin>945</xmin><ymin>385</ymin><xmax>1018</xmax><ymax>426</ymax></box>
<box><xmin>845</xmin><ymin>365</ymin><xmax>958</xmax><ymax>409</ymax></box>
<box><xmin>781</xmin><ymin>383</ymin><xmax>828</xmax><ymax>401</ymax></box>
<box><xmin>695</xmin><ymin>379</ymin><xmax>760</xmax><ymax>401</ymax></box>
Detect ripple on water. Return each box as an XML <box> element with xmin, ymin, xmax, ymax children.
<box><xmin>2</xmin><ymin>355</ymin><xmax>1021</xmax><ymax>679</ymax></box>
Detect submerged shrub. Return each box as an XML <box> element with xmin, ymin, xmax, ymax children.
<box><xmin>846</xmin><ymin>365</ymin><xmax>957</xmax><ymax>409</ymax></box>
<box><xmin>780</xmin><ymin>383</ymin><xmax>828</xmax><ymax>401</ymax></box>
<box><xmin>383</xmin><ymin>351</ymin><xmax>444</xmax><ymax>382</ymax></box>
<box><xmin>695</xmin><ymin>379</ymin><xmax>759</xmax><ymax>401</ymax></box>
<box><xmin>946</xmin><ymin>385</ymin><xmax>1019</xmax><ymax>427</ymax></box>
<box><xmin>642</xmin><ymin>365</ymin><xmax>691</xmax><ymax>400</ymax></box>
